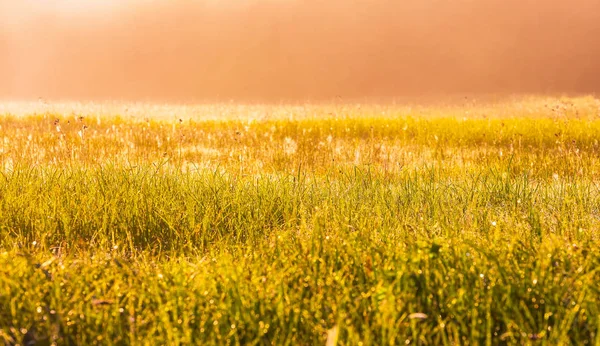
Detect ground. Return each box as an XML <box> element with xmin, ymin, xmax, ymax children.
<box><xmin>1</xmin><ymin>96</ymin><xmax>599</xmax><ymax>345</ymax></box>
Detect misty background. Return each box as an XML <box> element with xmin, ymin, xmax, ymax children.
<box><xmin>1</xmin><ymin>0</ymin><xmax>599</xmax><ymax>102</ymax></box>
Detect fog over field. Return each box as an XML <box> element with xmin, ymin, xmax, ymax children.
<box><xmin>1</xmin><ymin>0</ymin><xmax>599</xmax><ymax>102</ymax></box>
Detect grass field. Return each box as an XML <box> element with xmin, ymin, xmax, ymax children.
<box><xmin>1</xmin><ymin>96</ymin><xmax>600</xmax><ymax>345</ymax></box>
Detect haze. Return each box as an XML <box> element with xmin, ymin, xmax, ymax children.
<box><xmin>1</xmin><ymin>0</ymin><xmax>599</xmax><ymax>102</ymax></box>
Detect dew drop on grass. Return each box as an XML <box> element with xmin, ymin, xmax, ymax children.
<box><xmin>408</xmin><ymin>313</ymin><xmax>428</xmax><ymax>320</ymax></box>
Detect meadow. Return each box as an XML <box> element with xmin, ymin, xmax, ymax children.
<box><xmin>1</xmin><ymin>96</ymin><xmax>600</xmax><ymax>345</ymax></box>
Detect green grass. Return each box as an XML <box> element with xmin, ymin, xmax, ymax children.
<box><xmin>1</xmin><ymin>96</ymin><xmax>600</xmax><ymax>345</ymax></box>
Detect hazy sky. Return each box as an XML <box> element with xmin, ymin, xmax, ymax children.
<box><xmin>1</xmin><ymin>0</ymin><xmax>599</xmax><ymax>102</ymax></box>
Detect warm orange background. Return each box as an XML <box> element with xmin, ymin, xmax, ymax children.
<box><xmin>1</xmin><ymin>0</ymin><xmax>599</xmax><ymax>102</ymax></box>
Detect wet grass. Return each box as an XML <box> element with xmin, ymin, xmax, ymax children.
<box><xmin>1</xmin><ymin>96</ymin><xmax>600</xmax><ymax>345</ymax></box>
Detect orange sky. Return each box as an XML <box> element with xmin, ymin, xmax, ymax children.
<box><xmin>1</xmin><ymin>0</ymin><xmax>599</xmax><ymax>102</ymax></box>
